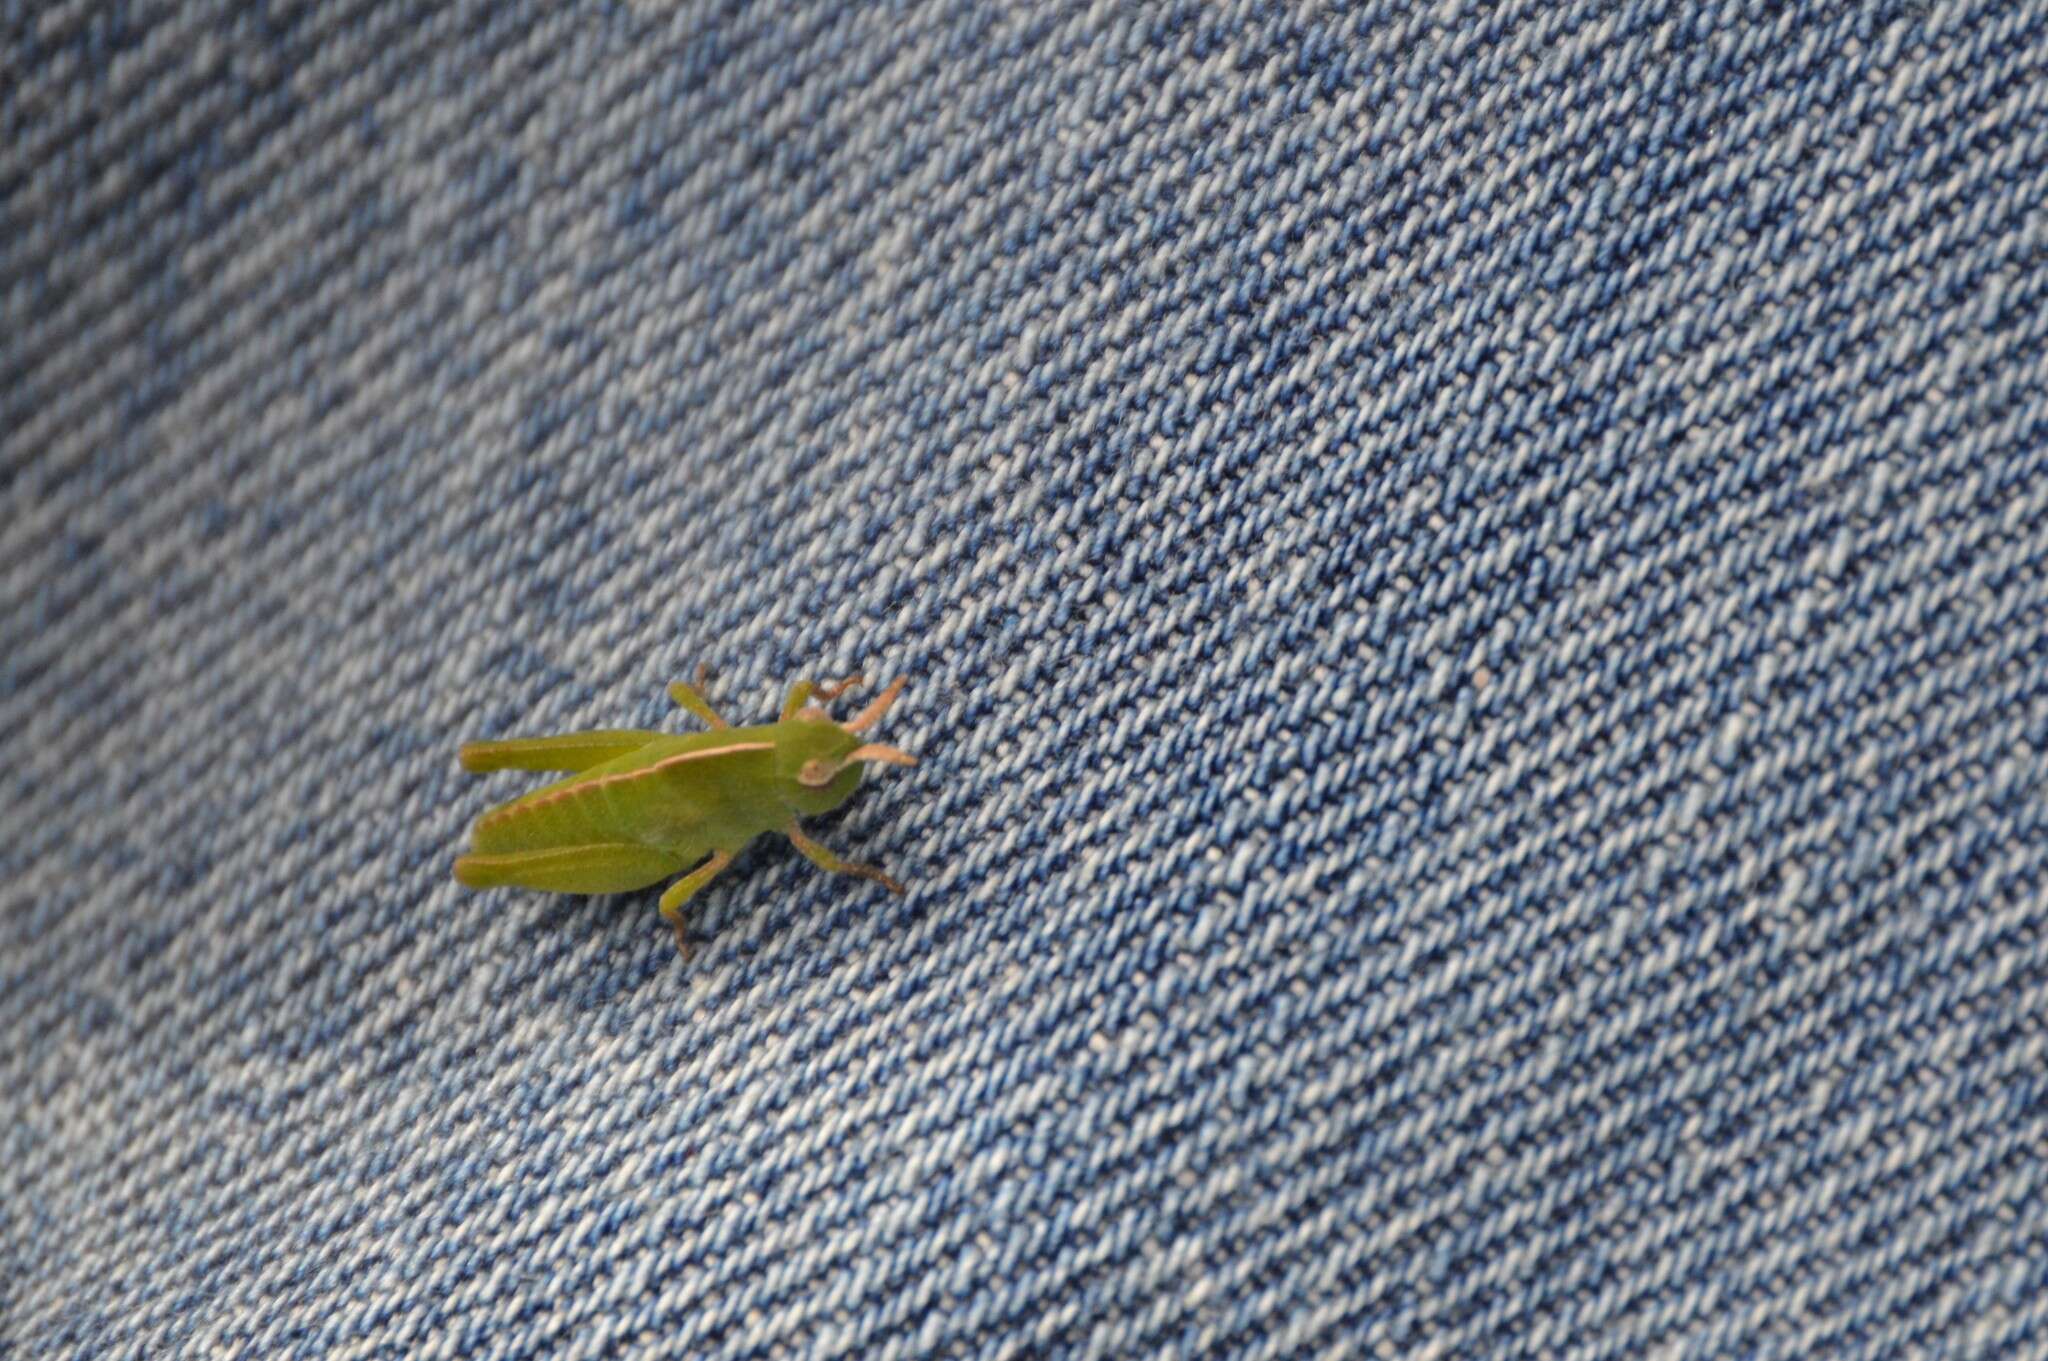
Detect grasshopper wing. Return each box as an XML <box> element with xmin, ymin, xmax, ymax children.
<box><xmin>471</xmin><ymin>741</ymin><xmax>776</xmax><ymax>855</ymax></box>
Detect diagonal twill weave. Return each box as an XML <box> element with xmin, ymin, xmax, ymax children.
<box><xmin>4</xmin><ymin>1</ymin><xmax>2045</xmax><ymax>1357</ymax></box>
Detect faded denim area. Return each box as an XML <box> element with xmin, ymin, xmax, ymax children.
<box><xmin>5</xmin><ymin>1</ymin><xmax>2046</xmax><ymax>1357</ymax></box>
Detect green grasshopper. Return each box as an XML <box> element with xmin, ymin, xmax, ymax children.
<box><xmin>454</xmin><ymin>672</ymin><xmax>916</xmax><ymax>952</ymax></box>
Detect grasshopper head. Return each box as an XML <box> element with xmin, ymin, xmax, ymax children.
<box><xmin>776</xmin><ymin>676</ymin><xmax>918</xmax><ymax>816</ymax></box>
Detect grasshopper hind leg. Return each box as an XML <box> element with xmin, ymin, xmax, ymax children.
<box><xmin>453</xmin><ymin>843</ymin><xmax>684</xmax><ymax>894</ymax></box>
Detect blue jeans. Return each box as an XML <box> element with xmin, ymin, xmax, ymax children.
<box><xmin>5</xmin><ymin>1</ymin><xmax>2044</xmax><ymax>1355</ymax></box>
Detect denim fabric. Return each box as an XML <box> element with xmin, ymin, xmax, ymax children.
<box><xmin>5</xmin><ymin>0</ymin><xmax>2047</xmax><ymax>1356</ymax></box>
